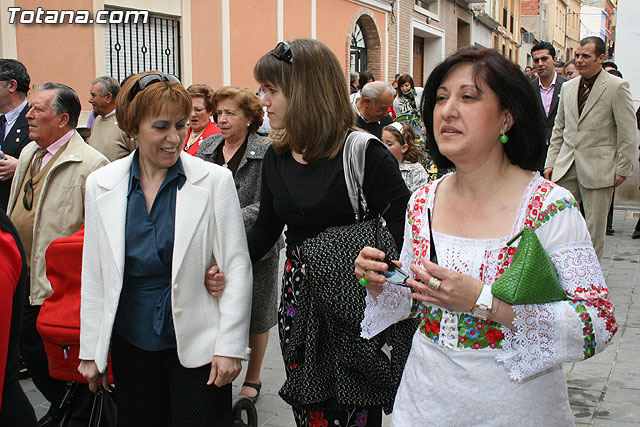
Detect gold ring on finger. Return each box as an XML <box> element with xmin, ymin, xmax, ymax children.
<box><xmin>428</xmin><ymin>277</ymin><xmax>442</xmax><ymax>291</ymax></box>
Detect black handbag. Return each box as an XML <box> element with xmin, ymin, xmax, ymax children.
<box><xmin>88</xmin><ymin>385</ymin><xmax>117</xmax><ymax>427</ymax></box>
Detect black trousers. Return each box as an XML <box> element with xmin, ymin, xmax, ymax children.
<box><xmin>0</xmin><ymin>353</ymin><xmax>36</xmax><ymax>427</ymax></box>
<box><xmin>19</xmin><ymin>301</ymin><xmax>67</xmax><ymax>406</ymax></box>
<box><xmin>20</xmin><ymin>289</ymin><xmax>92</xmax><ymax>425</ymax></box>
<box><xmin>111</xmin><ymin>333</ymin><xmax>232</xmax><ymax>427</ymax></box>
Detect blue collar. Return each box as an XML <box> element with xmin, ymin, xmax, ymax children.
<box><xmin>128</xmin><ymin>149</ymin><xmax>186</xmax><ymax>196</ymax></box>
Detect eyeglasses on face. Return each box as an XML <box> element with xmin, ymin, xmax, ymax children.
<box><xmin>272</xmin><ymin>41</ymin><xmax>293</xmax><ymax>65</ymax></box>
<box><xmin>127</xmin><ymin>73</ymin><xmax>181</xmax><ymax>102</ymax></box>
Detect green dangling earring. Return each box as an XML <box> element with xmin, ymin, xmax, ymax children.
<box><xmin>500</xmin><ymin>133</ymin><xmax>509</xmax><ymax>144</ymax></box>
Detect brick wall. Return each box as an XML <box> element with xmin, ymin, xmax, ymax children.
<box><xmin>388</xmin><ymin>0</ymin><xmax>473</xmax><ymax>80</ymax></box>
<box><xmin>521</xmin><ymin>0</ymin><xmax>540</xmax><ymax>16</ymax></box>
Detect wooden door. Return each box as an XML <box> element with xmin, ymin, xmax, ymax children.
<box><xmin>413</xmin><ymin>36</ymin><xmax>424</xmax><ymax>86</ymax></box>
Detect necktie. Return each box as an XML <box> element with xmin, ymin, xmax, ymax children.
<box><xmin>578</xmin><ymin>81</ymin><xmax>591</xmax><ymax>116</ymax></box>
<box><xmin>31</xmin><ymin>147</ymin><xmax>48</xmax><ymax>177</ymax></box>
<box><xmin>0</xmin><ymin>115</ymin><xmax>6</xmax><ymax>145</ymax></box>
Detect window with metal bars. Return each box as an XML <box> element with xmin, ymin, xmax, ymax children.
<box><xmin>350</xmin><ymin>21</ymin><xmax>367</xmax><ymax>73</ymax></box>
<box><xmin>105</xmin><ymin>12</ymin><xmax>181</xmax><ymax>83</ymax></box>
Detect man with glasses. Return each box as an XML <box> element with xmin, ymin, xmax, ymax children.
<box><xmin>87</xmin><ymin>76</ymin><xmax>136</xmax><ymax>161</ymax></box>
<box><xmin>7</xmin><ymin>83</ymin><xmax>107</xmax><ymax>426</ymax></box>
<box><xmin>0</xmin><ymin>59</ymin><xmax>32</xmax><ymax>211</ymax></box>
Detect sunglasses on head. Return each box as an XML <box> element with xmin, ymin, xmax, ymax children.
<box><xmin>127</xmin><ymin>73</ymin><xmax>181</xmax><ymax>102</ymax></box>
<box><xmin>272</xmin><ymin>41</ymin><xmax>293</xmax><ymax>65</ymax></box>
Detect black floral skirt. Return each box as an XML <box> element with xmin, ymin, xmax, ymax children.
<box><xmin>278</xmin><ymin>247</ymin><xmax>382</xmax><ymax>427</ymax></box>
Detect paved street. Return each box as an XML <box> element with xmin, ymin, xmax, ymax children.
<box><xmin>23</xmin><ymin>207</ymin><xmax>640</xmax><ymax>426</ymax></box>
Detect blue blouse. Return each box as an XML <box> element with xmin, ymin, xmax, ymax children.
<box><xmin>113</xmin><ymin>151</ymin><xmax>186</xmax><ymax>351</ymax></box>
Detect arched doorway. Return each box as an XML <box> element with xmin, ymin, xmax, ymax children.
<box><xmin>347</xmin><ymin>12</ymin><xmax>382</xmax><ymax>80</ymax></box>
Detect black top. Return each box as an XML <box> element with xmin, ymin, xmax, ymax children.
<box><xmin>354</xmin><ymin>113</ymin><xmax>393</xmax><ymax>139</ymax></box>
<box><xmin>247</xmin><ymin>135</ymin><xmax>410</xmax><ymax>262</ymax></box>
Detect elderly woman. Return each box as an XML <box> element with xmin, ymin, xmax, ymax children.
<box><xmin>355</xmin><ymin>48</ymin><xmax>617</xmax><ymax>425</ymax></box>
<box><xmin>197</xmin><ymin>86</ymin><xmax>283</xmax><ymax>403</ymax></box>
<box><xmin>184</xmin><ymin>84</ymin><xmax>220</xmax><ymax>156</ymax></box>
<box><xmin>249</xmin><ymin>39</ymin><xmax>410</xmax><ymax>426</ymax></box>
<box><xmin>78</xmin><ymin>72</ymin><xmax>252</xmax><ymax>426</ymax></box>
<box><xmin>381</xmin><ymin>122</ymin><xmax>429</xmax><ymax>192</ymax></box>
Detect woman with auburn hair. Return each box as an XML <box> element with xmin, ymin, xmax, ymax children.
<box><xmin>184</xmin><ymin>84</ymin><xmax>220</xmax><ymax>156</ymax></box>
<box><xmin>197</xmin><ymin>86</ymin><xmax>283</xmax><ymax>403</ymax></box>
<box><xmin>246</xmin><ymin>38</ymin><xmax>410</xmax><ymax>426</ymax></box>
<box><xmin>381</xmin><ymin>121</ymin><xmax>429</xmax><ymax>192</ymax></box>
<box><xmin>355</xmin><ymin>47</ymin><xmax>617</xmax><ymax>425</ymax></box>
<box><xmin>78</xmin><ymin>72</ymin><xmax>252</xmax><ymax>426</ymax></box>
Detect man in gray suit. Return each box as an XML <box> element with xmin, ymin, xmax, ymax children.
<box><xmin>531</xmin><ymin>41</ymin><xmax>568</xmax><ymax>171</ymax></box>
<box><xmin>544</xmin><ymin>37</ymin><xmax>637</xmax><ymax>260</ymax></box>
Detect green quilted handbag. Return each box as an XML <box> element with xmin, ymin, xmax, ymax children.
<box><xmin>491</xmin><ymin>228</ymin><xmax>566</xmax><ymax>304</ymax></box>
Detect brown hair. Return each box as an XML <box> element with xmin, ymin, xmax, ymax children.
<box><xmin>187</xmin><ymin>84</ymin><xmax>215</xmax><ymax>112</ymax></box>
<box><xmin>211</xmin><ymin>86</ymin><xmax>263</xmax><ymax>133</ymax></box>
<box><xmin>253</xmin><ymin>38</ymin><xmax>354</xmax><ymax>162</ymax></box>
<box><xmin>395</xmin><ymin>73</ymin><xmax>415</xmax><ymax>97</ymax></box>
<box><xmin>115</xmin><ymin>71</ymin><xmax>192</xmax><ymax>136</ymax></box>
<box><xmin>382</xmin><ymin>122</ymin><xmax>422</xmax><ymax>163</ymax></box>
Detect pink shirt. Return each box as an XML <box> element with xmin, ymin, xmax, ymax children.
<box><xmin>32</xmin><ymin>129</ymin><xmax>74</xmax><ymax>172</ymax></box>
<box><xmin>538</xmin><ymin>72</ymin><xmax>558</xmax><ymax>117</ymax></box>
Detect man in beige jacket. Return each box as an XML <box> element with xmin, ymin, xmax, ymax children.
<box><xmin>544</xmin><ymin>37</ymin><xmax>637</xmax><ymax>260</ymax></box>
<box><xmin>7</xmin><ymin>82</ymin><xmax>108</xmax><ymax>426</ymax></box>
<box><xmin>87</xmin><ymin>76</ymin><xmax>136</xmax><ymax>161</ymax></box>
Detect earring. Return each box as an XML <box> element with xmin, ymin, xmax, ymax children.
<box><xmin>500</xmin><ymin>133</ymin><xmax>508</xmax><ymax>144</ymax></box>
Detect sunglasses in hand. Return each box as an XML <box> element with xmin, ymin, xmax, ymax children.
<box><xmin>375</xmin><ymin>207</ymin><xmax>438</xmax><ymax>287</ymax></box>
<box><xmin>376</xmin><ymin>206</ymin><xmax>411</xmax><ymax>287</ymax></box>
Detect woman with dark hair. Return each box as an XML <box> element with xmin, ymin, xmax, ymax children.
<box><xmin>350</xmin><ymin>70</ymin><xmax>375</xmax><ymax>104</ymax></box>
<box><xmin>248</xmin><ymin>38</ymin><xmax>410</xmax><ymax>426</ymax></box>
<box><xmin>197</xmin><ymin>86</ymin><xmax>283</xmax><ymax>402</ymax></box>
<box><xmin>355</xmin><ymin>47</ymin><xmax>617</xmax><ymax>424</ymax></box>
<box><xmin>393</xmin><ymin>74</ymin><xmax>423</xmax><ymax>134</ymax></box>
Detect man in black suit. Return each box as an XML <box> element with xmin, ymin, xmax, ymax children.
<box><xmin>0</xmin><ymin>59</ymin><xmax>31</xmax><ymax>211</ymax></box>
<box><xmin>531</xmin><ymin>41</ymin><xmax>567</xmax><ymax>171</ymax></box>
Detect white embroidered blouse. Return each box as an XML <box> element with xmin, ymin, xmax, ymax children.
<box><xmin>361</xmin><ymin>174</ymin><xmax>617</xmax><ymax>381</ymax></box>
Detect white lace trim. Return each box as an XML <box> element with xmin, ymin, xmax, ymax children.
<box><xmin>361</xmin><ymin>283</ymin><xmax>412</xmax><ymax>339</ymax></box>
<box><xmin>497</xmin><ymin>303</ymin><xmax>561</xmax><ymax>381</ymax></box>
<box><xmin>549</xmin><ymin>243</ymin><xmax>606</xmax><ymax>293</ymax></box>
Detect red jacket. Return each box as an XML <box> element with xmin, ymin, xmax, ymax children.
<box><xmin>184</xmin><ymin>120</ymin><xmax>220</xmax><ymax>156</ymax></box>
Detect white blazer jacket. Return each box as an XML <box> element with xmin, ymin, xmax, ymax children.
<box><xmin>79</xmin><ymin>151</ymin><xmax>252</xmax><ymax>372</ymax></box>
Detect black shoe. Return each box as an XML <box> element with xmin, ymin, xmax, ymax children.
<box><xmin>632</xmin><ymin>230</ymin><xmax>640</xmax><ymax>239</ymax></box>
<box><xmin>37</xmin><ymin>411</ymin><xmax>64</xmax><ymax>427</ymax></box>
<box><xmin>606</xmin><ymin>228</ymin><xmax>615</xmax><ymax>236</ymax></box>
